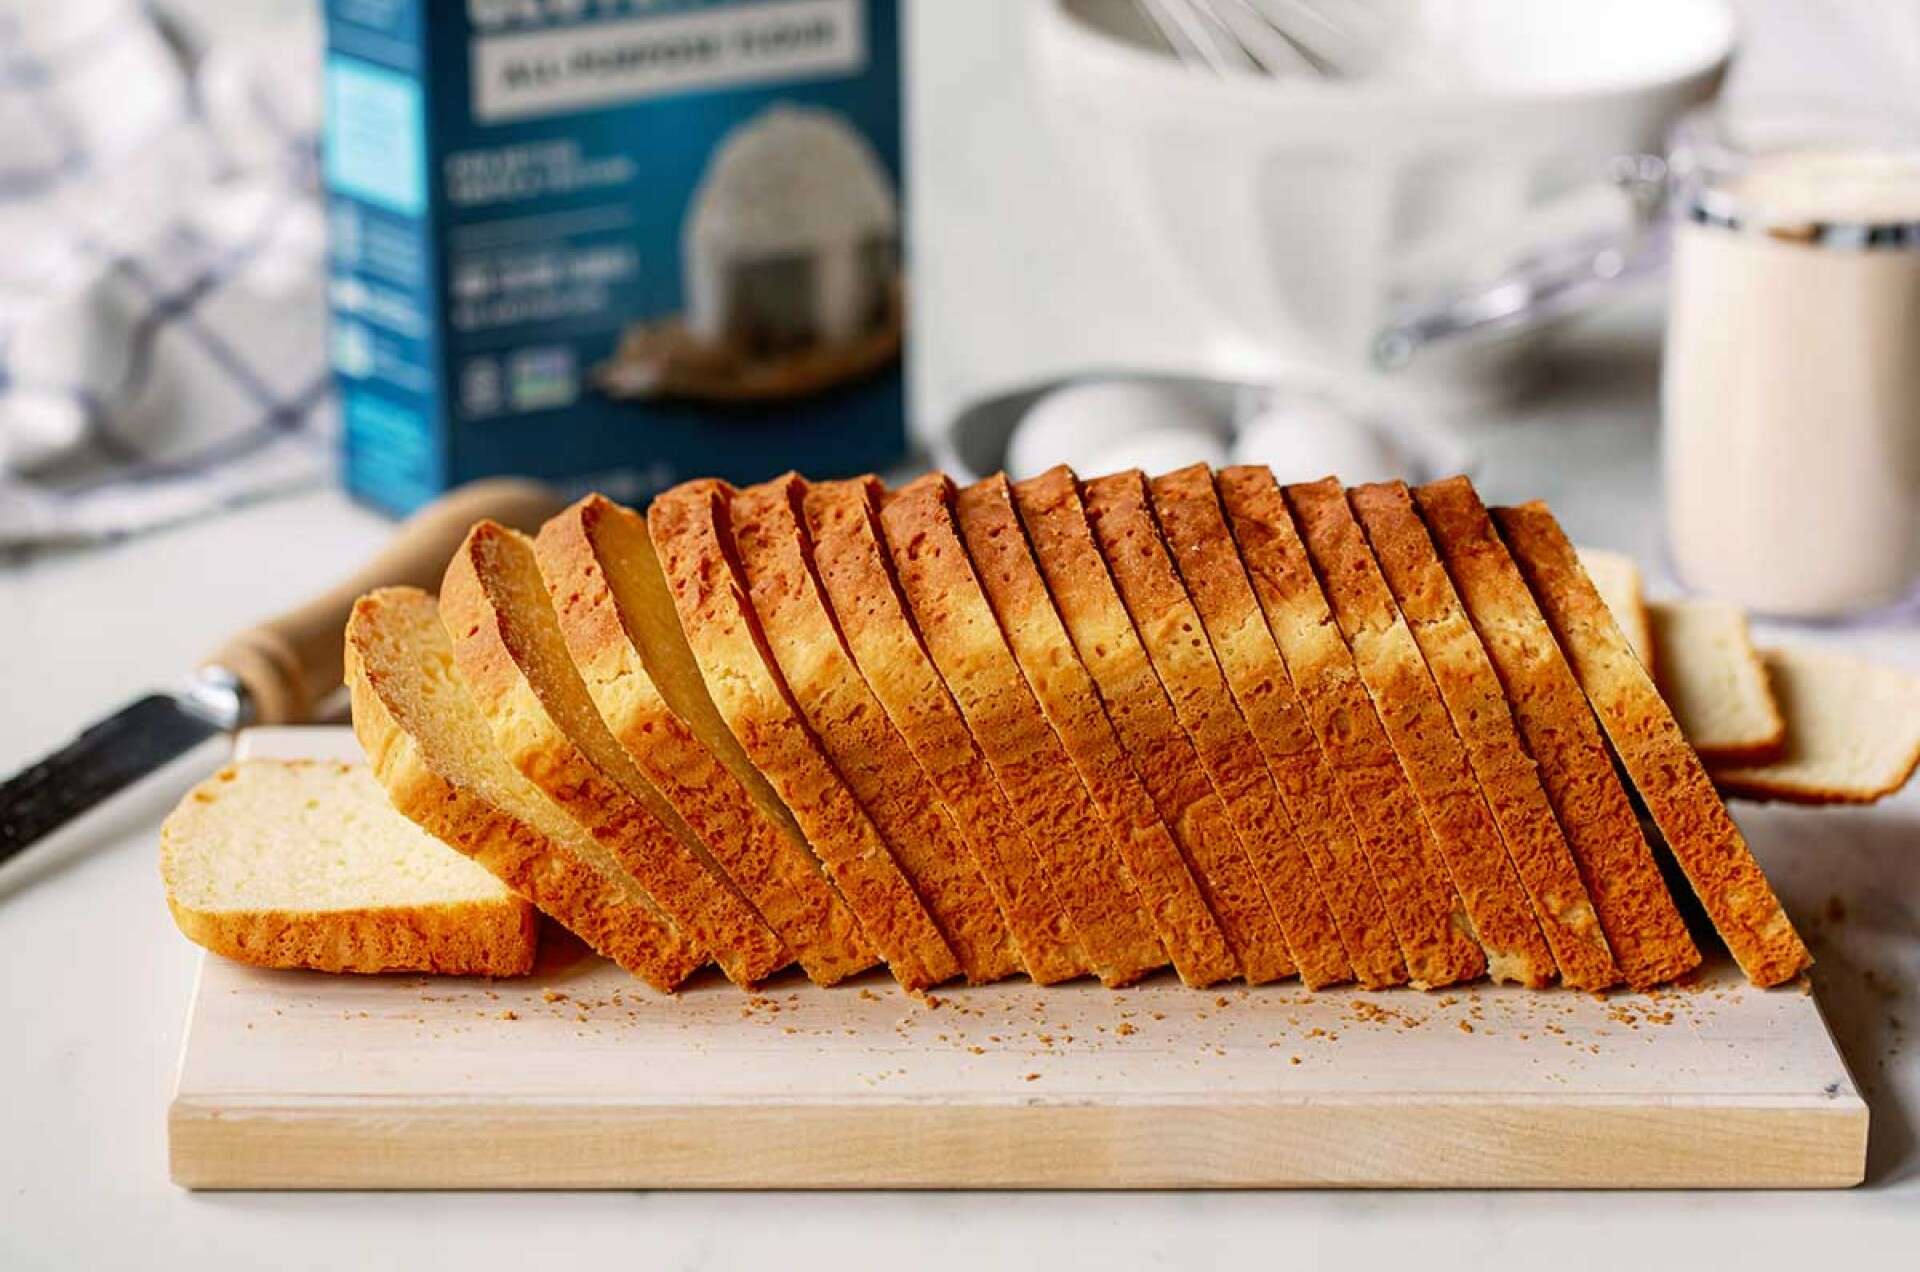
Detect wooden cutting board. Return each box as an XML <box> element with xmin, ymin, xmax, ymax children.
<box><xmin>167</xmin><ymin>729</ymin><xmax>1868</xmax><ymax>1190</ymax></box>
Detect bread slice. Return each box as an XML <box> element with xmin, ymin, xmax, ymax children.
<box><xmin>1578</xmin><ymin>547</ymin><xmax>1655</xmax><ymax>676</ymax></box>
<box><xmin>1287</xmin><ymin>478</ymin><xmax>1553</xmax><ymax>985</ymax></box>
<box><xmin>880</xmin><ymin>473</ymin><xmax>1168</xmax><ymax>987</ymax></box>
<box><xmin>345</xmin><ymin>587</ymin><xmax>705</xmax><ymax>990</ymax></box>
<box><xmin>1649</xmin><ymin>599</ymin><xmax>1786</xmax><ymax>764</ymax></box>
<box><xmin>1494</xmin><ymin>500</ymin><xmax>1811</xmax><ymax>988</ymax></box>
<box><xmin>956</xmin><ymin>474</ymin><xmax>1236</xmax><ymax>987</ymax></box>
<box><xmin>535</xmin><ymin>495</ymin><xmax>875</xmax><ymax>986</ymax></box>
<box><xmin>162</xmin><ymin>758</ymin><xmax>537</xmax><ymax>976</ymax></box>
<box><xmin>1000</xmin><ymin>468</ymin><xmax>1276</xmax><ymax>985</ymax></box>
<box><xmin>649</xmin><ymin>479</ymin><xmax>958</xmax><ymax>991</ymax></box>
<box><xmin>441</xmin><ymin>520</ymin><xmax>789</xmax><ymax>987</ymax></box>
<box><xmin>1078</xmin><ymin>470</ymin><xmax>1354</xmax><ymax>988</ymax></box>
<box><xmin>1148</xmin><ymin>464</ymin><xmax>1407</xmax><ymax>989</ymax></box>
<box><xmin>1349</xmin><ymin>481</ymin><xmax>1618</xmax><ymax>991</ymax></box>
<box><xmin>1711</xmin><ymin>647</ymin><xmax>1920</xmax><ymax>805</ymax></box>
<box><xmin>1415</xmin><ymin>478</ymin><xmax>1698</xmax><ymax>988</ymax></box>
<box><xmin>1216</xmin><ymin>467</ymin><xmax>1484</xmax><ymax>989</ymax></box>
<box><xmin>729</xmin><ymin>475</ymin><xmax>1020</xmax><ymax>984</ymax></box>
<box><xmin>803</xmin><ymin>475</ymin><xmax>1088</xmax><ymax>984</ymax></box>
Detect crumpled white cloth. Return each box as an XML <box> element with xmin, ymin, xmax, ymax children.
<box><xmin>0</xmin><ymin>0</ymin><xmax>330</xmax><ymax>547</ymax></box>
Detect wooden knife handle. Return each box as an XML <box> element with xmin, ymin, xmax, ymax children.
<box><xmin>205</xmin><ymin>478</ymin><xmax>567</xmax><ymax>724</ymax></box>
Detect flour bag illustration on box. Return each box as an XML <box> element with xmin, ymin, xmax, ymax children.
<box><xmin>322</xmin><ymin>0</ymin><xmax>906</xmax><ymax>514</ymax></box>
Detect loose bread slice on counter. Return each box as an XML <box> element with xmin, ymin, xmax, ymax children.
<box><xmin>957</xmin><ymin>475</ymin><xmax>1233</xmax><ymax>986</ymax></box>
<box><xmin>1578</xmin><ymin>547</ymin><xmax>1655</xmax><ymax>676</ymax></box>
<box><xmin>649</xmin><ymin>480</ymin><xmax>958</xmax><ymax>991</ymax></box>
<box><xmin>345</xmin><ymin>587</ymin><xmax>704</xmax><ymax>991</ymax></box>
<box><xmin>1149</xmin><ymin>464</ymin><xmax>1407</xmax><ymax>989</ymax></box>
<box><xmin>1711</xmin><ymin>647</ymin><xmax>1920</xmax><ymax>805</ymax></box>
<box><xmin>1007</xmin><ymin>468</ymin><xmax>1280</xmax><ymax>985</ymax></box>
<box><xmin>535</xmin><ymin>495</ymin><xmax>874</xmax><ymax>986</ymax></box>
<box><xmin>162</xmin><ymin>758</ymin><xmax>537</xmax><ymax>976</ymax></box>
<box><xmin>803</xmin><ymin>476</ymin><xmax>1087</xmax><ymax>984</ymax></box>
<box><xmin>881</xmin><ymin>473</ymin><xmax>1169</xmax><ymax>987</ymax></box>
<box><xmin>1289</xmin><ymin>478</ymin><xmax>1553</xmax><ymax>986</ymax></box>
<box><xmin>1650</xmin><ymin>599</ymin><xmax>1786</xmax><ymax>765</ymax></box>
<box><xmin>1415</xmin><ymin>479</ymin><xmax>1698</xmax><ymax>988</ymax></box>
<box><xmin>442</xmin><ymin>520</ymin><xmax>789</xmax><ymax>988</ymax></box>
<box><xmin>1494</xmin><ymin>501</ymin><xmax>1811</xmax><ymax>988</ymax></box>
<box><xmin>1080</xmin><ymin>470</ymin><xmax>1352</xmax><ymax>989</ymax></box>
<box><xmin>1350</xmin><ymin>482</ymin><xmax>1618</xmax><ymax>991</ymax></box>
<box><xmin>729</xmin><ymin>476</ymin><xmax>1020</xmax><ymax>984</ymax></box>
<box><xmin>1217</xmin><ymin>467</ymin><xmax>1483</xmax><ymax>990</ymax></box>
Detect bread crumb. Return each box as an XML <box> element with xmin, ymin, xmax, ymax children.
<box><xmin>499</xmin><ymin>1010</ymin><xmax>518</xmax><ymax>1021</ymax></box>
<box><xmin>1115</xmin><ymin>1021</ymin><xmax>1136</xmax><ymax>1037</ymax></box>
<box><xmin>1024</xmin><ymin>1072</ymin><xmax>1041</xmax><ymax>1082</ymax></box>
<box><xmin>1458</xmin><ymin>1020</ymin><xmax>1474</xmax><ymax>1034</ymax></box>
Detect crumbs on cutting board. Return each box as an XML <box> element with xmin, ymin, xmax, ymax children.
<box><xmin>291</xmin><ymin>964</ymin><xmax>1735</xmax><ymax>1081</ymax></box>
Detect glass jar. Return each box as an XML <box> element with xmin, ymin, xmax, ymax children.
<box><xmin>1662</xmin><ymin>103</ymin><xmax>1920</xmax><ymax>619</ymax></box>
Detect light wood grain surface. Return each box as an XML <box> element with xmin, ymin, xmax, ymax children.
<box><xmin>165</xmin><ymin>730</ymin><xmax>1868</xmax><ymax>1190</ymax></box>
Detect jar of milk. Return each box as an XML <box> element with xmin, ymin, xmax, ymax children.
<box><xmin>1663</xmin><ymin>105</ymin><xmax>1920</xmax><ymax>619</ymax></box>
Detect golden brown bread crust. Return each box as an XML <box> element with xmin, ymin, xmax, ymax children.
<box><xmin>730</xmin><ymin>475</ymin><xmax>1020</xmax><ymax>984</ymax></box>
<box><xmin>536</xmin><ymin>495</ymin><xmax>874</xmax><ymax>986</ymax></box>
<box><xmin>1349</xmin><ymin>481</ymin><xmax>1618</xmax><ymax>991</ymax></box>
<box><xmin>963</xmin><ymin>473</ymin><xmax>1238</xmax><ymax>988</ymax></box>
<box><xmin>804</xmin><ymin>476</ymin><xmax>1088</xmax><ymax>984</ymax></box>
<box><xmin>1286</xmin><ymin>478</ymin><xmax>1550</xmax><ymax>986</ymax></box>
<box><xmin>1148</xmin><ymin>465</ymin><xmax>1406</xmax><ymax>989</ymax></box>
<box><xmin>1012</xmin><ymin>466</ymin><xmax>1290</xmax><ymax>986</ymax></box>
<box><xmin>1079</xmin><ymin>470</ymin><xmax>1351</xmax><ymax>989</ymax></box>
<box><xmin>650</xmin><ymin>480</ymin><xmax>959</xmax><ymax>991</ymax></box>
<box><xmin>1494</xmin><ymin>500</ymin><xmax>1811</xmax><ymax>988</ymax></box>
<box><xmin>1216</xmin><ymin>467</ymin><xmax>1482</xmax><ymax>989</ymax></box>
<box><xmin>166</xmin><ymin>895</ymin><xmax>537</xmax><ymax>976</ymax></box>
<box><xmin>880</xmin><ymin>473</ymin><xmax>1168</xmax><ymax>987</ymax></box>
<box><xmin>441</xmin><ymin>520</ymin><xmax>789</xmax><ymax>987</ymax></box>
<box><xmin>345</xmin><ymin>588</ymin><xmax>703</xmax><ymax>991</ymax></box>
<box><xmin>1416</xmin><ymin>479</ymin><xmax>1697</xmax><ymax>987</ymax></box>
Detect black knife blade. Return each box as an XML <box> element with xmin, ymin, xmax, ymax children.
<box><xmin>0</xmin><ymin>692</ymin><xmax>231</xmax><ymax>868</ymax></box>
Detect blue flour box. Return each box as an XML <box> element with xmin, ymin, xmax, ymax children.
<box><xmin>322</xmin><ymin>0</ymin><xmax>905</xmax><ymax>513</ymax></box>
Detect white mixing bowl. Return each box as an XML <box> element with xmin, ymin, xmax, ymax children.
<box><xmin>1031</xmin><ymin>0</ymin><xmax>1735</xmax><ymax>405</ymax></box>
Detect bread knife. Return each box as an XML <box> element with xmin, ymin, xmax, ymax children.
<box><xmin>0</xmin><ymin>478</ymin><xmax>564</xmax><ymax>883</ymax></box>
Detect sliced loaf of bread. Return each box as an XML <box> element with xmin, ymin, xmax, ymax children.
<box><xmin>730</xmin><ymin>475</ymin><xmax>1020</xmax><ymax>984</ymax></box>
<box><xmin>345</xmin><ymin>587</ymin><xmax>705</xmax><ymax>991</ymax></box>
<box><xmin>1150</xmin><ymin>464</ymin><xmax>1406</xmax><ymax>989</ymax></box>
<box><xmin>535</xmin><ymin>494</ymin><xmax>874</xmax><ymax>986</ymax></box>
<box><xmin>803</xmin><ymin>475</ymin><xmax>1087</xmax><ymax>984</ymax></box>
<box><xmin>442</xmin><ymin>520</ymin><xmax>789</xmax><ymax>987</ymax></box>
<box><xmin>649</xmin><ymin>479</ymin><xmax>959</xmax><ymax>991</ymax></box>
<box><xmin>1350</xmin><ymin>481</ymin><xmax>1617</xmax><ymax>991</ymax></box>
<box><xmin>1080</xmin><ymin>470</ymin><xmax>1352</xmax><ymax>989</ymax></box>
<box><xmin>881</xmin><ymin>473</ymin><xmax>1168</xmax><ymax>987</ymax></box>
<box><xmin>162</xmin><ymin>758</ymin><xmax>537</xmax><ymax>976</ymax></box>
<box><xmin>1494</xmin><ymin>500</ymin><xmax>1811</xmax><ymax>988</ymax></box>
